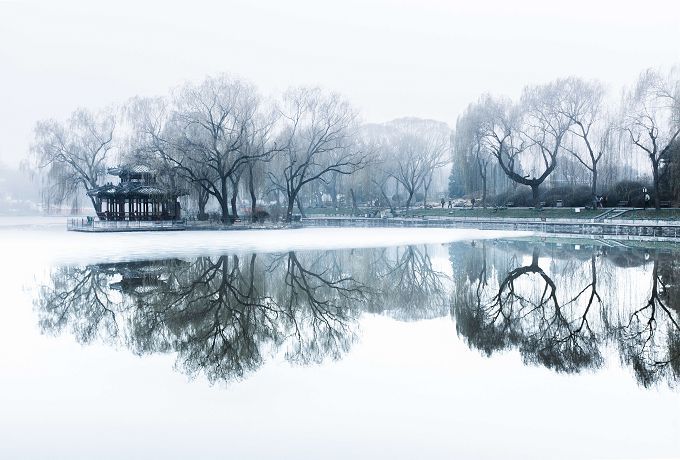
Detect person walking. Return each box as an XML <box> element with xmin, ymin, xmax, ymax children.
<box><xmin>644</xmin><ymin>192</ymin><xmax>650</xmax><ymax>210</ymax></box>
<box><xmin>441</xmin><ymin>198</ymin><xmax>445</xmax><ymax>208</ymax></box>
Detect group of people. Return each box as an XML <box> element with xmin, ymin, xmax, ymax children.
<box><xmin>440</xmin><ymin>198</ymin><xmax>476</xmax><ymax>209</ymax></box>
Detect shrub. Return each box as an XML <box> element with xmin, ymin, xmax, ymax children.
<box><xmin>489</xmin><ymin>184</ymin><xmax>593</xmax><ymax>207</ymax></box>
<box><xmin>540</xmin><ymin>185</ymin><xmax>592</xmax><ymax>207</ymax></box>
<box><xmin>605</xmin><ymin>180</ymin><xmax>650</xmax><ymax>207</ymax></box>
<box><xmin>252</xmin><ymin>209</ymin><xmax>270</xmax><ymax>222</ymax></box>
<box><xmin>491</xmin><ymin>188</ymin><xmax>533</xmax><ymax>207</ymax></box>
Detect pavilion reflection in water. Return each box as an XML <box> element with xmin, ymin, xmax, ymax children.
<box><xmin>35</xmin><ymin>242</ymin><xmax>680</xmax><ymax>387</ymax></box>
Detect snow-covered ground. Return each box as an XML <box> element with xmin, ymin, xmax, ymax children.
<box><xmin>0</xmin><ymin>216</ymin><xmax>532</xmax><ymax>264</ymax></box>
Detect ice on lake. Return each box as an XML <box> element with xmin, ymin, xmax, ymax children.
<box><xmin>0</xmin><ymin>218</ymin><xmax>678</xmax><ymax>459</ymax></box>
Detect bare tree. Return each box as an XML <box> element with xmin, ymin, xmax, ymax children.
<box><xmin>169</xmin><ymin>76</ymin><xmax>266</xmax><ymax>223</ymax></box>
<box><xmin>383</xmin><ymin>118</ymin><xmax>450</xmax><ymax>210</ymax></box>
<box><xmin>127</xmin><ymin>76</ymin><xmax>277</xmax><ymax>223</ymax></box>
<box><xmin>558</xmin><ymin>77</ymin><xmax>613</xmax><ymax>196</ymax></box>
<box><xmin>269</xmin><ymin>87</ymin><xmax>366</xmax><ymax>221</ymax></box>
<box><xmin>617</xmin><ymin>255</ymin><xmax>680</xmax><ymax>387</ymax></box>
<box><xmin>30</xmin><ymin>107</ymin><xmax>116</xmax><ymax>212</ymax></box>
<box><xmin>625</xmin><ymin>68</ymin><xmax>680</xmax><ymax>209</ymax></box>
<box><xmin>481</xmin><ymin>81</ymin><xmax>573</xmax><ymax>207</ymax></box>
<box><xmin>454</xmin><ymin>101</ymin><xmax>493</xmax><ymax>207</ymax></box>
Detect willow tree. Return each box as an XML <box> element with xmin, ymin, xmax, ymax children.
<box><xmin>453</xmin><ymin>101</ymin><xmax>493</xmax><ymax>206</ymax></box>
<box><xmin>30</xmin><ymin>108</ymin><xmax>116</xmax><ymax>212</ymax></box>
<box><xmin>127</xmin><ymin>76</ymin><xmax>277</xmax><ymax>223</ymax></box>
<box><xmin>557</xmin><ymin>77</ymin><xmax>613</xmax><ymax>196</ymax></box>
<box><xmin>481</xmin><ymin>81</ymin><xmax>572</xmax><ymax>207</ymax></box>
<box><xmin>625</xmin><ymin>68</ymin><xmax>680</xmax><ymax>209</ymax></box>
<box><xmin>269</xmin><ymin>87</ymin><xmax>366</xmax><ymax>221</ymax></box>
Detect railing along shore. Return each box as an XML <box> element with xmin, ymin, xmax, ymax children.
<box><xmin>68</xmin><ymin>218</ymin><xmax>187</xmax><ymax>232</ymax></box>
<box><xmin>301</xmin><ymin>215</ymin><xmax>680</xmax><ymax>241</ymax></box>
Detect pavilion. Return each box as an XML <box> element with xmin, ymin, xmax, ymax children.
<box><xmin>88</xmin><ymin>165</ymin><xmax>186</xmax><ymax>221</ymax></box>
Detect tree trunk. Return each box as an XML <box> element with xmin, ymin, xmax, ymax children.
<box><xmin>350</xmin><ymin>188</ymin><xmax>358</xmax><ymax>216</ymax></box>
<box><xmin>481</xmin><ymin>174</ymin><xmax>487</xmax><ymax>209</ymax></box>
<box><xmin>198</xmin><ymin>200</ymin><xmax>207</xmax><ymax>220</ymax></box>
<box><xmin>286</xmin><ymin>195</ymin><xmax>295</xmax><ymax>222</ymax></box>
<box><xmin>220</xmin><ymin>178</ymin><xmax>231</xmax><ymax>224</ymax></box>
<box><xmin>230</xmin><ymin>189</ymin><xmax>239</xmax><ymax>221</ymax></box>
<box><xmin>296</xmin><ymin>196</ymin><xmax>306</xmax><ymax>217</ymax></box>
<box><xmin>330</xmin><ymin>178</ymin><xmax>338</xmax><ymax>209</ymax></box>
<box><xmin>380</xmin><ymin>188</ymin><xmax>394</xmax><ymax>214</ymax></box>
<box><xmin>89</xmin><ymin>195</ymin><xmax>101</xmax><ymax>213</ymax></box>
<box><xmin>591</xmin><ymin>165</ymin><xmax>598</xmax><ymax>197</ymax></box>
<box><xmin>531</xmin><ymin>184</ymin><xmax>540</xmax><ymax>208</ymax></box>
<box><xmin>652</xmin><ymin>159</ymin><xmax>660</xmax><ymax>210</ymax></box>
<box><xmin>220</xmin><ymin>199</ymin><xmax>231</xmax><ymax>224</ymax></box>
<box><xmin>197</xmin><ymin>190</ymin><xmax>209</xmax><ymax>220</ymax></box>
<box><xmin>248</xmin><ymin>165</ymin><xmax>257</xmax><ymax>222</ymax></box>
<box><xmin>405</xmin><ymin>189</ymin><xmax>414</xmax><ymax>211</ymax></box>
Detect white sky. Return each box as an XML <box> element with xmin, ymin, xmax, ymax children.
<box><xmin>1</xmin><ymin>0</ymin><xmax>680</xmax><ymax>167</ymax></box>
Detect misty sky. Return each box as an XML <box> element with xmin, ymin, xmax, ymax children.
<box><xmin>1</xmin><ymin>0</ymin><xmax>679</xmax><ymax>168</ymax></box>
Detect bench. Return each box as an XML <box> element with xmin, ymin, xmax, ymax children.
<box><xmin>617</xmin><ymin>201</ymin><xmax>629</xmax><ymax>207</ymax></box>
<box><xmin>505</xmin><ymin>202</ymin><xmax>514</xmax><ymax>207</ymax></box>
<box><xmin>660</xmin><ymin>200</ymin><xmax>672</xmax><ymax>208</ymax></box>
<box><xmin>555</xmin><ymin>200</ymin><xmax>563</xmax><ymax>207</ymax></box>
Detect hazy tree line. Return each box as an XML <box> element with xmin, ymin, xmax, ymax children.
<box><xmin>29</xmin><ymin>76</ymin><xmax>450</xmax><ymax>222</ymax></box>
<box><xmin>450</xmin><ymin>67</ymin><xmax>680</xmax><ymax>209</ymax></box>
<box><xmin>28</xmin><ymin>66</ymin><xmax>680</xmax><ymax>219</ymax></box>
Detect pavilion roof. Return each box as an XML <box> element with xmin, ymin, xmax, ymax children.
<box><xmin>88</xmin><ymin>181</ymin><xmax>187</xmax><ymax>198</ymax></box>
<box><xmin>108</xmin><ymin>164</ymin><xmax>154</xmax><ymax>176</ymax></box>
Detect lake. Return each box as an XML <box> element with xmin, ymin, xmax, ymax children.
<box><xmin>0</xmin><ymin>219</ymin><xmax>678</xmax><ymax>459</ymax></box>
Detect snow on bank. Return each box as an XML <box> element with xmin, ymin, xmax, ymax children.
<box><xmin>1</xmin><ymin>219</ymin><xmax>532</xmax><ymax>265</ymax></box>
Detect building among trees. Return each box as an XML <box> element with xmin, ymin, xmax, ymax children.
<box><xmin>87</xmin><ymin>165</ymin><xmax>186</xmax><ymax>221</ymax></box>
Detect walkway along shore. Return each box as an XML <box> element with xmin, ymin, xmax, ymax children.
<box><xmin>301</xmin><ymin>216</ymin><xmax>680</xmax><ymax>242</ymax></box>
<box><xmin>67</xmin><ymin>214</ymin><xmax>680</xmax><ymax>242</ymax></box>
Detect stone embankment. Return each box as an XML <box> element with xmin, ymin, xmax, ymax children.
<box><xmin>302</xmin><ymin>216</ymin><xmax>680</xmax><ymax>242</ymax></box>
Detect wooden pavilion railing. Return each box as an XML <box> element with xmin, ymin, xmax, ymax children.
<box><xmin>68</xmin><ymin>217</ymin><xmax>187</xmax><ymax>232</ymax></box>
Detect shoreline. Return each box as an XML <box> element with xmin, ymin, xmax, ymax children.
<box><xmin>301</xmin><ymin>215</ymin><xmax>680</xmax><ymax>243</ymax></box>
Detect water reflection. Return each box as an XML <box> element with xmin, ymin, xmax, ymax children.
<box><xmin>452</xmin><ymin>241</ymin><xmax>680</xmax><ymax>388</ymax></box>
<box><xmin>35</xmin><ymin>241</ymin><xmax>680</xmax><ymax>387</ymax></box>
<box><xmin>37</xmin><ymin>252</ymin><xmax>365</xmax><ymax>382</ymax></box>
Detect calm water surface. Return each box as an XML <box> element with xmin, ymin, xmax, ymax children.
<box><xmin>1</xmin><ymin>222</ymin><xmax>679</xmax><ymax>459</ymax></box>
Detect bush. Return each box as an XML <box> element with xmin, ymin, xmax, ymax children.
<box><xmin>605</xmin><ymin>180</ymin><xmax>650</xmax><ymax>207</ymax></box>
<box><xmin>540</xmin><ymin>185</ymin><xmax>592</xmax><ymax>207</ymax></box>
<box><xmin>267</xmin><ymin>204</ymin><xmax>284</xmax><ymax>220</ymax></box>
<box><xmin>491</xmin><ymin>188</ymin><xmax>533</xmax><ymax>207</ymax></box>
<box><xmin>252</xmin><ymin>209</ymin><xmax>270</xmax><ymax>222</ymax></box>
<box><xmin>489</xmin><ymin>184</ymin><xmax>592</xmax><ymax>207</ymax></box>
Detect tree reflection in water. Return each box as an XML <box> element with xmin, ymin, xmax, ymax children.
<box><xmin>35</xmin><ymin>242</ymin><xmax>680</xmax><ymax>387</ymax></box>
<box><xmin>451</xmin><ymin>240</ymin><xmax>680</xmax><ymax>388</ymax></box>
<box><xmin>37</xmin><ymin>252</ymin><xmax>366</xmax><ymax>383</ymax></box>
